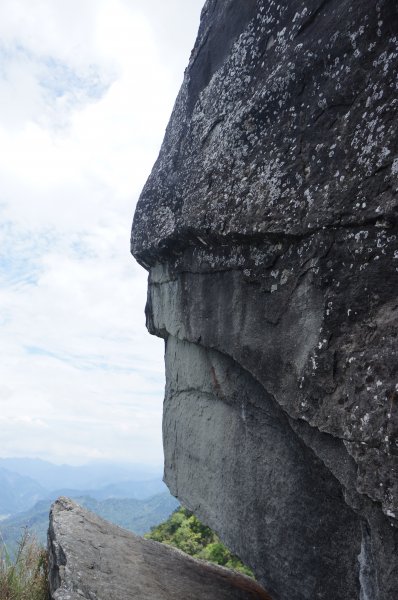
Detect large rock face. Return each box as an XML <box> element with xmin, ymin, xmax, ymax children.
<box><xmin>131</xmin><ymin>1</ymin><xmax>398</xmax><ymax>599</ymax></box>
<box><xmin>48</xmin><ymin>497</ymin><xmax>270</xmax><ymax>600</ymax></box>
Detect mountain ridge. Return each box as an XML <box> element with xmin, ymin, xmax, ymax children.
<box><xmin>0</xmin><ymin>492</ymin><xmax>179</xmax><ymax>554</ymax></box>
<box><xmin>0</xmin><ymin>458</ymin><xmax>167</xmax><ymax>521</ymax></box>
<box><xmin>0</xmin><ymin>457</ymin><xmax>162</xmax><ymax>490</ymax></box>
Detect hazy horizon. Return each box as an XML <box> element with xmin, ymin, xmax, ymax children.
<box><xmin>0</xmin><ymin>455</ymin><xmax>164</xmax><ymax>468</ymax></box>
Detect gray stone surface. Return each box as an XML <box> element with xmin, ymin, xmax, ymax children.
<box><xmin>48</xmin><ymin>497</ymin><xmax>271</xmax><ymax>600</ymax></box>
<box><xmin>131</xmin><ymin>1</ymin><xmax>398</xmax><ymax>599</ymax></box>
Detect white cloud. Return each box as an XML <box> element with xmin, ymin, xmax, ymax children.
<box><xmin>0</xmin><ymin>0</ymin><xmax>203</xmax><ymax>466</ymax></box>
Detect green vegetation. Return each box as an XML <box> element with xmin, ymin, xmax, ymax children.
<box><xmin>145</xmin><ymin>507</ymin><xmax>254</xmax><ymax>577</ymax></box>
<box><xmin>0</xmin><ymin>530</ymin><xmax>49</xmax><ymax>600</ymax></box>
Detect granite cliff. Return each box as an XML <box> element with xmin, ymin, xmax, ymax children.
<box><xmin>131</xmin><ymin>0</ymin><xmax>398</xmax><ymax>598</ymax></box>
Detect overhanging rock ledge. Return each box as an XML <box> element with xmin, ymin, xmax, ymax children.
<box><xmin>131</xmin><ymin>1</ymin><xmax>398</xmax><ymax>599</ymax></box>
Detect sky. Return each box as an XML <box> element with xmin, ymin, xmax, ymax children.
<box><xmin>0</xmin><ymin>0</ymin><xmax>204</xmax><ymax>466</ymax></box>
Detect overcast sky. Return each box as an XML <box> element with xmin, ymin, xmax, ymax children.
<box><xmin>0</xmin><ymin>0</ymin><xmax>204</xmax><ymax>466</ymax></box>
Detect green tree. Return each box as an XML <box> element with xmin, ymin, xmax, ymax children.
<box><xmin>145</xmin><ymin>507</ymin><xmax>253</xmax><ymax>577</ymax></box>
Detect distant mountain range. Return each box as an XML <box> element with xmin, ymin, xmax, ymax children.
<box><xmin>50</xmin><ymin>478</ymin><xmax>169</xmax><ymax>502</ymax></box>
<box><xmin>0</xmin><ymin>468</ymin><xmax>46</xmax><ymax>516</ymax></box>
<box><xmin>0</xmin><ymin>493</ymin><xmax>179</xmax><ymax>554</ymax></box>
<box><xmin>0</xmin><ymin>457</ymin><xmax>162</xmax><ymax>490</ymax></box>
<box><xmin>0</xmin><ymin>457</ymin><xmax>178</xmax><ymax>557</ymax></box>
<box><xmin>0</xmin><ymin>458</ymin><xmax>167</xmax><ymax>519</ymax></box>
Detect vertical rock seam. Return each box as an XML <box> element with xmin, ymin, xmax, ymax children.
<box><xmin>131</xmin><ymin>1</ymin><xmax>398</xmax><ymax>599</ymax></box>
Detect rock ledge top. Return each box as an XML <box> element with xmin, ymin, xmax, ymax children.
<box><xmin>48</xmin><ymin>497</ymin><xmax>271</xmax><ymax>600</ymax></box>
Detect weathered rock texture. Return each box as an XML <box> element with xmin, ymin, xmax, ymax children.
<box><xmin>131</xmin><ymin>1</ymin><xmax>398</xmax><ymax>599</ymax></box>
<box><xmin>48</xmin><ymin>497</ymin><xmax>270</xmax><ymax>600</ymax></box>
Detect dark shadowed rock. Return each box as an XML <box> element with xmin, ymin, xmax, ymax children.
<box><xmin>131</xmin><ymin>0</ymin><xmax>398</xmax><ymax>599</ymax></box>
<box><xmin>48</xmin><ymin>497</ymin><xmax>271</xmax><ymax>600</ymax></box>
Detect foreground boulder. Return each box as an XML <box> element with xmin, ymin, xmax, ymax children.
<box><xmin>131</xmin><ymin>0</ymin><xmax>398</xmax><ymax>598</ymax></box>
<box><xmin>48</xmin><ymin>497</ymin><xmax>271</xmax><ymax>600</ymax></box>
